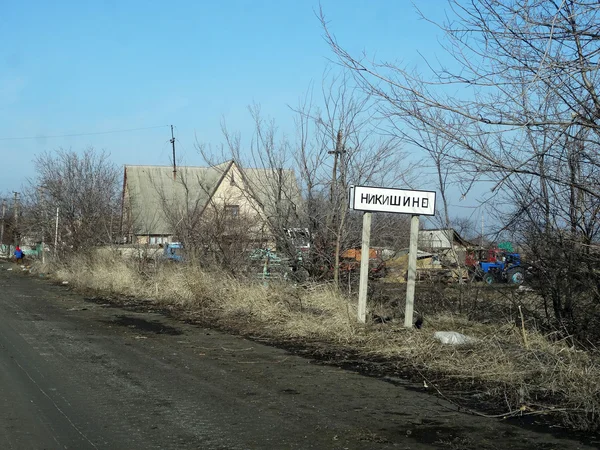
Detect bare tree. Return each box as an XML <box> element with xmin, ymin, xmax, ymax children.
<box><xmin>24</xmin><ymin>148</ymin><xmax>120</xmax><ymax>254</ymax></box>
<box><xmin>321</xmin><ymin>1</ymin><xmax>600</xmax><ymax>334</ymax></box>
<box><xmin>199</xmin><ymin>72</ymin><xmax>412</xmax><ymax>286</ymax></box>
<box><xmin>452</xmin><ymin>216</ymin><xmax>477</xmax><ymax>241</ymax></box>
<box><xmin>0</xmin><ymin>195</ymin><xmax>16</xmax><ymax>249</ymax></box>
<box><xmin>292</xmin><ymin>72</ymin><xmax>411</xmax><ymax>285</ymax></box>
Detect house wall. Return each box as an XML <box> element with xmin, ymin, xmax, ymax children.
<box><xmin>207</xmin><ymin>164</ymin><xmax>270</xmax><ymax>240</ymax></box>
<box><xmin>419</xmin><ymin>230</ymin><xmax>454</xmax><ymax>249</ymax></box>
<box><xmin>210</xmin><ymin>164</ymin><xmax>263</xmax><ymax>217</ymax></box>
<box><xmin>135</xmin><ymin>235</ymin><xmax>172</xmax><ymax>245</ymax></box>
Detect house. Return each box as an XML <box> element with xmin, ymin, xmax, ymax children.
<box><xmin>418</xmin><ymin>228</ymin><xmax>472</xmax><ymax>251</ymax></box>
<box><xmin>120</xmin><ymin>160</ymin><xmax>302</xmax><ymax>245</ymax></box>
<box><xmin>418</xmin><ymin>228</ymin><xmax>473</xmax><ymax>265</ymax></box>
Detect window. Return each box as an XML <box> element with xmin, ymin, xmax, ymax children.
<box><xmin>225</xmin><ymin>205</ymin><xmax>239</xmax><ymax>217</ymax></box>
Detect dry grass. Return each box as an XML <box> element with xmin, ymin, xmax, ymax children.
<box><xmin>44</xmin><ymin>253</ymin><xmax>600</xmax><ymax>432</ymax></box>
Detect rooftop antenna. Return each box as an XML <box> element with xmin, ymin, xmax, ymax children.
<box><xmin>170</xmin><ymin>125</ymin><xmax>176</xmax><ymax>180</ymax></box>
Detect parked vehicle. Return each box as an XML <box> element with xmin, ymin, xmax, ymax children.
<box><xmin>162</xmin><ymin>242</ymin><xmax>184</xmax><ymax>262</ymax></box>
<box><xmin>467</xmin><ymin>247</ymin><xmax>524</xmax><ymax>285</ymax></box>
<box><xmin>248</xmin><ymin>248</ymin><xmax>309</xmax><ymax>282</ymax></box>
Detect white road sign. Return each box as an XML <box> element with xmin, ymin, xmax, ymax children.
<box><xmin>350</xmin><ymin>185</ymin><xmax>436</xmax><ymax>216</ymax></box>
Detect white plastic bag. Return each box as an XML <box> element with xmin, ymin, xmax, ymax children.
<box><xmin>434</xmin><ymin>331</ymin><xmax>477</xmax><ymax>345</ymax></box>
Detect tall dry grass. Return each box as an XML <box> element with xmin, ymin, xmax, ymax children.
<box><xmin>46</xmin><ymin>253</ymin><xmax>600</xmax><ymax>432</ymax></box>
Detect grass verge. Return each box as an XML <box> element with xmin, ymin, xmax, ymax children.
<box><xmin>42</xmin><ymin>253</ymin><xmax>600</xmax><ymax>433</ymax></box>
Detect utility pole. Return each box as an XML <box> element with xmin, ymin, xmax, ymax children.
<box><xmin>13</xmin><ymin>192</ymin><xmax>19</xmax><ymax>246</ymax></box>
<box><xmin>39</xmin><ymin>188</ymin><xmax>45</xmax><ymax>264</ymax></box>
<box><xmin>171</xmin><ymin>125</ymin><xmax>177</xmax><ymax>180</ymax></box>
<box><xmin>0</xmin><ymin>199</ymin><xmax>6</xmax><ymax>254</ymax></box>
<box><xmin>54</xmin><ymin>207</ymin><xmax>60</xmax><ymax>257</ymax></box>
<box><xmin>481</xmin><ymin>212</ymin><xmax>484</xmax><ymax>249</ymax></box>
<box><xmin>327</xmin><ymin>129</ymin><xmax>347</xmax><ymax>287</ymax></box>
<box><xmin>328</xmin><ymin>129</ymin><xmax>346</xmax><ymax>203</ymax></box>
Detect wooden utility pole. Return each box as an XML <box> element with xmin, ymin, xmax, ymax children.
<box><xmin>171</xmin><ymin>125</ymin><xmax>177</xmax><ymax>180</ymax></box>
<box><xmin>328</xmin><ymin>129</ymin><xmax>347</xmax><ymax>287</ymax></box>
<box><xmin>328</xmin><ymin>130</ymin><xmax>345</xmax><ymax>202</ymax></box>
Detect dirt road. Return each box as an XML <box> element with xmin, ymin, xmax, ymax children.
<box><xmin>0</xmin><ymin>261</ymin><xmax>595</xmax><ymax>449</ymax></box>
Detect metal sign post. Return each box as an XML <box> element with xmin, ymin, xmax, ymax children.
<box><xmin>349</xmin><ymin>185</ymin><xmax>436</xmax><ymax>326</ymax></box>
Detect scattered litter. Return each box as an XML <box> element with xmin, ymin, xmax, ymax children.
<box><xmin>61</xmin><ymin>281</ymin><xmax>69</xmax><ymax>285</ymax></box>
<box><xmin>518</xmin><ymin>285</ymin><xmax>534</xmax><ymax>292</ymax></box>
<box><xmin>434</xmin><ymin>331</ymin><xmax>478</xmax><ymax>345</ymax></box>
<box><xmin>7</xmin><ymin>268</ymin><xmax>12</xmax><ymax>271</ymax></box>
<box><xmin>134</xmin><ymin>335</ymin><xmax>148</xmax><ymax>339</ymax></box>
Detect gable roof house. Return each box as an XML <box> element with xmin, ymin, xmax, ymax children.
<box><xmin>418</xmin><ymin>228</ymin><xmax>474</xmax><ymax>266</ymax></box>
<box><xmin>120</xmin><ymin>160</ymin><xmax>303</xmax><ymax>246</ymax></box>
<box><xmin>418</xmin><ymin>228</ymin><xmax>472</xmax><ymax>251</ymax></box>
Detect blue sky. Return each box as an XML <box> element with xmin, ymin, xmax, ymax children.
<box><xmin>1</xmin><ymin>1</ymin><xmax>455</xmax><ymax>202</ymax></box>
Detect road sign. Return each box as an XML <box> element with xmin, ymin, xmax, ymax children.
<box><xmin>349</xmin><ymin>185</ymin><xmax>436</xmax><ymax>328</ymax></box>
<box><xmin>350</xmin><ymin>185</ymin><xmax>436</xmax><ymax>216</ymax></box>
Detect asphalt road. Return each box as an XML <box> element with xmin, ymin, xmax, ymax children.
<box><xmin>0</xmin><ymin>261</ymin><xmax>595</xmax><ymax>450</ymax></box>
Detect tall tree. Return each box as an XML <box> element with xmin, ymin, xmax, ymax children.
<box><xmin>322</xmin><ymin>1</ymin><xmax>600</xmax><ymax>332</ymax></box>
<box><xmin>201</xmin><ymin>72</ymin><xmax>411</xmax><ymax>285</ymax></box>
<box><xmin>24</xmin><ymin>148</ymin><xmax>120</xmax><ymax>253</ymax></box>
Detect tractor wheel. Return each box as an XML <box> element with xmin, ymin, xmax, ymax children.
<box><xmin>507</xmin><ymin>267</ymin><xmax>525</xmax><ymax>285</ymax></box>
<box><xmin>483</xmin><ymin>273</ymin><xmax>495</xmax><ymax>285</ymax></box>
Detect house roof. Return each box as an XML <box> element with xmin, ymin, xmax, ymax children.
<box><xmin>124</xmin><ymin>162</ymin><xmax>231</xmax><ymax>235</ymax></box>
<box><xmin>123</xmin><ymin>161</ymin><xmax>302</xmax><ymax>236</ymax></box>
<box><xmin>240</xmin><ymin>167</ymin><xmax>303</xmax><ymax>220</ymax></box>
<box><xmin>419</xmin><ymin>228</ymin><xmax>474</xmax><ymax>248</ymax></box>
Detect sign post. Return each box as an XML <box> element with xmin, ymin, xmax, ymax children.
<box><xmin>404</xmin><ymin>215</ymin><xmax>420</xmax><ymax>328</ymax></box>
<box><xmin>350</xmin><ymin>185</ymin><xmax>436</xmax><ymax>326</ymax></box>
<box><xmin>357</xmin><ymin>212</ymin><xmax>372</xmax><ymax>323</ymax></box>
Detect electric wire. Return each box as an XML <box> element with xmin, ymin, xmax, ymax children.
<box><xmin>0</xmin><ymin>124</ymin><xmax>170</xmax><ymax>141</ymax></box>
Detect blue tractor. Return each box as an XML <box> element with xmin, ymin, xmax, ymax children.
<box><xmin>465</xmin><ymin>246</ymin><xmax>525</xmax><ymax>284</ymax></box>
<box><xmin>476</xmin><ymin>250</ymin><xmax>524</xmax><ymax>285</ymax></box>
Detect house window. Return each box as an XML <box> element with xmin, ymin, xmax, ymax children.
<box><xmin>225</xmin><ymin>205</ymin><xmax>239</xmax><ymax>217</ymax></box>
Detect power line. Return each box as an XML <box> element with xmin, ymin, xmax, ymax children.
<box><xmin>0</xmin><ymin>124</ymin><xmax>170</xmax><ymax>141</ymax></box>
